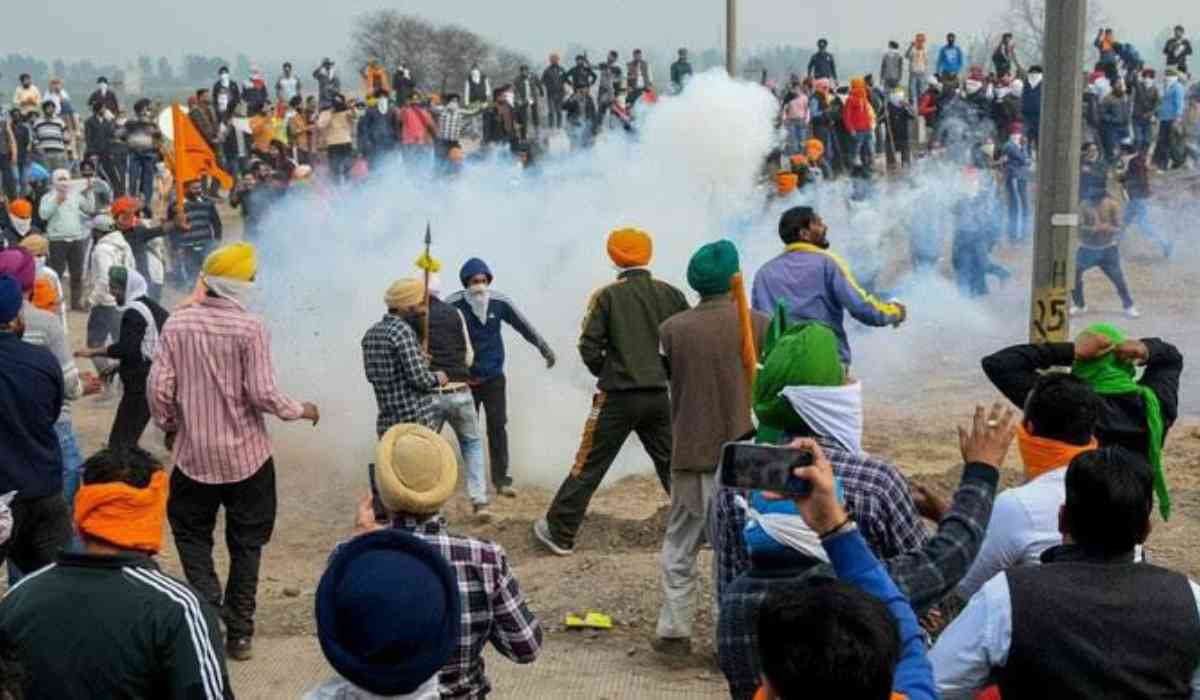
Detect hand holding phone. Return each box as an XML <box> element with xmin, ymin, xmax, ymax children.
<box><xmin>720</xmin><ymin>441</ymin><xmax>816</xmax><ymax>496</ymax></box>
<box><xmin>784</xmin><ymin>439</ymin><xmax>848</xmax><ymax>535</ymax></box>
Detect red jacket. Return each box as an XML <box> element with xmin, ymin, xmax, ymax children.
<box><xmin>397</xmin><ymin>106</ymin><xmax>434</xmax><ymax>145</ymax></box>
<box><xmin>843</xmin><ymin>89</ymin><xmax>873</xmax><ymax>133</ymax></box>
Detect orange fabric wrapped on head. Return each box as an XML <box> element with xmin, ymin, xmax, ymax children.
<box><xmin>776</xmin><ymin>172</ymin><xmax>799</xmax><ymax>195</ymax></box>
<box><xmin>74</xmin><ymin>470</ymin><xmax>170</xmax><ymax>554</ymax></box>
<box><xmin>31</xmin><ymin>276</ymin><xmax>59</xmax><ymax>312</ymax></box>
<box><xmin>607</xmin><ymin>227</ymin><xmax>653</xmax><ymax>268</ymax></box>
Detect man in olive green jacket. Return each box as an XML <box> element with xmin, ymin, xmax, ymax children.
<box><xmin>535</xmin><ymin>228</ymin><xmax>689</xmax><ymax>556</ymax></box>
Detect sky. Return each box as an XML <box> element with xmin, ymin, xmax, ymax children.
<box><xmin>12</xmin><ymin>0</ymin><xmax>1200</xmax><ymax>70</ymax></box>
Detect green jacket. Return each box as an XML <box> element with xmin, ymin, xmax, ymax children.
<box><xmin>0</xmin><ymin>550</ymin><xmax>232</xmax><ymax>699</ymax></box>
<box><xmin>579</xmin><ymin>269</ymin><xmax>689</xmax><ymax>392</ymax></box>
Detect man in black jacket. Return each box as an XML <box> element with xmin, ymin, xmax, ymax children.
<box><xmin>1164</xmin><ymin>25</ymin><xmax>1193</xmax><ymax>76</ymax></box>
<box><xmin>807</xmin><ymin>39</ymin><xmax>838</xmax><ymax>82</ymax></box>
<box><xmin>85</xmin><ymin>100</ymin><xmax>121</xmax><ymax>195</ymax></box>
<box><xmin>565</xmin><ymin>55</ymin><xmax>597</xmax><ymax>92</ymax></box>
<box><xmin>0</xmin><ymin>446</ymin><xmax>233</xmax><ymax>699</ymax></box>
<box><xmin>169</xmin><ymin>179</ymin><xmax>224</xmax><ymax>289</ymax></box>
<box><xmin>87</xmin><ymin>76</ymin><xmax>120</xmax><ymax>115</ymax></box>
<box><xmin>542</xmin><ymin>54</ymin><xmax>568</xmax><ymax>129</ymax></box>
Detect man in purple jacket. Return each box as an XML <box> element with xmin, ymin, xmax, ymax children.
<box><xmin>751</xmin><ymin>206</ymin><xmax>907</xmax><ymax>366</ymax></box>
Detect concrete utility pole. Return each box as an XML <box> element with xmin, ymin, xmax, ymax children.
<box><xmin>1029</xmin><ymin>0</ymin><xmax>1087</xmax><ymax>343</ymax></box>
<box><xmin>726</xmin><ymin>0</ymin><xmax>738</xmax><ymax>77</ymax></box>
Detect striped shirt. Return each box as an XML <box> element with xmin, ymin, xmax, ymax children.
<box><xmin>436</xmin><ymin>108</ymin><xmax>465</xmax><ymax>141</ymax></box>
<box><xmin>32</xmin><ymin>117</ymin><xmax>67</xmax><ymax>153</ymax></box>
<box><xmin>148</xmin><ymin>295</ymin><xmax>303</xmax><ymax>484</ymax></box>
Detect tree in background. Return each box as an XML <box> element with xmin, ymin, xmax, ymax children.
<box><xmin>348</xmin><ymin>10</ymin><xmax>530</xmax><ymax>97</ymax></box>
<box><xmin>1002</xmin><ymin>0</ymin><xmax>1108</xmax><ymax>65</ymax></box>
<box><xmin>184</xmin><ymin>55</ymin><xmax>227</xmax><ymax>84</ymax></box>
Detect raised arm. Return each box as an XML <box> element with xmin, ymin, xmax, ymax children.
<box><xmin>980</xmin><ymin>342</ymin><xmax>1075</xmax><ymax>408</ymax></box>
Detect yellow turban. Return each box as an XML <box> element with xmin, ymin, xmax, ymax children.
<box><xmin>385</xmin><ymin>278</ymin><xmax>425</xmax><ymax>310</ymax></box>
<box><xmin>203</xmin><ymin>242</ymin><xmax>257</xmax><ymax>282</ymax></box>
<box><xmin>607</xmin><ymin>227</ymin><xmax>653</xmax><ymax>268</ymax></box>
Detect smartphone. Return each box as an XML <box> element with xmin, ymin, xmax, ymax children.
<box><xmin>719</xmin><ymin>442</ymin><xmax>815</xmax><ymax>496</ymax></box>
<box><xmin>366</xmin><ymin>463</ymin><xmax>390</xmax><ymax>523</ymax></box>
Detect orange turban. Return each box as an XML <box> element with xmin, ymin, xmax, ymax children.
<box><xmin>789</xmin><ymin>154</ymin><xmax>809</xmax><ymax>167</ymax></box>
<box><xmin>31</xmin><ymin>276</ymin><xmax>59</xmax><ymax>312</ymax></box>
<box><xmin>111</xmin><ymin>196</ymin><xmax>140</xmax><ymax>220</ymax></box>
<box><xmin>7</xmin><ymin>199</ymin><xmax>31</xmax><ymax>219</ymax></box>
<box><xmin>607</xmin><ymin>228</ymin><xmax>653</xmax><ymax>268</ymax></box>
<box><xmin>74</xmin><ymin>470</ymin><xmax>169</xmax><ymax>553</ymax></box>
<box><xmin>806</xmin><ymin>139</ymin><xmax>825</xmax><ymax>162</ymax></box>
<box><xmin>776</xmin><ymin>173</ymin><xmax>799</xmax><ymax>194</ymax></box>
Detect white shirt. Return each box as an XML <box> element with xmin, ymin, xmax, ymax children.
<box><xmin>931</xmin><ymin>568</ymin><xmax>1200</xmax><ymax>699</ymax></box>
<box><xmin>955</xmin><ymin>468</ymin><xmax>1068</xmax><ymax>598</ymax></box>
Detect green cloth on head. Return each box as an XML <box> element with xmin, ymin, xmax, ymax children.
<box><xmin>686</xmin><ymin>239</ymin><xmax>740</xmax><ymax>296</ymax></box>
<box><xmin>108</xmin><ymin>265</ymin><xmax>128</xmax><ymax>291</ymax></box>
<box><xmin>753</xmin><ymin>320</ymin><xmax>845</xmax><ymax>443</ymax></box>
<box><xmin>1072</xmin><ymin>323</ymin><xmax>1171</xmax><ymax>520</ymax></box>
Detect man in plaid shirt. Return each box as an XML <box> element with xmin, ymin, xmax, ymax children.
<box><xmin>360</xmin><ymin>424</ymin><xmax>542</xmax><ymax>699</ymax></box>
<box><xmin>362</xmin><ymin>278</ymin><xmax>448</xmax><ymax>436</ymax></box>
<box><xmin>431</xmin><ymin>95</ymin><xmax>481</xmax><ymax>164</ymax></box>
<box><xmin>716</xmin><ymin>405</ymin><xmax>1012</xmax><ymax>700</ymax></box>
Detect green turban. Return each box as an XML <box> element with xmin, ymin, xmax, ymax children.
<box><xmin>686</xmin><ymin>239</ymin><xmax>740</xmax><ymax>296</ymax></box>
<box><xmin>108</xmin><ymin>265</ymin><xmax>129</xmax><ymax>291</ymax></box>
<box><xmin>1072</xmin><ymin>323</ymin><xmax>1170</xmax><ymax>520</ymax></box>
<box><xmin>753</xmin><ymin>321</ymin><xmax>845</xmax><ymax>442</ymax></box>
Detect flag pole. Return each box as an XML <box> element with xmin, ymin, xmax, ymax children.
<box><xmin>170</xmin><ymin>103</ymin><xmax>187</xmax><ymax>228</ymax></box>
<box><xmin>422</xmin><ymin>221</ymin><xmax>433</xmax><ymax>354</ymax></box>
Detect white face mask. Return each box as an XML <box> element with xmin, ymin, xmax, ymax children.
<box><xmin>1142</xmin><ymin>78</ymin><xmax>1154</xmax><ymax>88</ymax></box>
<box><xmin>466</xmin><ymin>283</ymin><xmax>490</xmax><ymax>323</ymax></box>
<box><xmin>99</xmin><ymin>83</ymin><xmax>108</xmax><ymax>94</ymax></box>
<box><xmin>965</xmin><ymin>79</ymin><xmax>982</xmax><ymax>94</ymax></box>
<box><xmin>448</xmin><ymin>101</ymin><xmax>460</xmax><ymax>112</ymax></box>
<box><xmin>11</xmin><ymin>218</ymin><xmax>30</xmax><ymax>236</ymax></box>
<box><xmin>219</xmin><ymin>73</ymin><xmax>229</xmax><ymax>86</ymax></box>
<box><xmin>377</xmin><ymin>98</ymin><xmax>389</xmax><ymax>113</ymax></box>
<box><xmin>1028</xmin><ymin>74</ymin><xmax>1043</xmax><ymax>88</ymax></box>
<box><xmin>471</xmin><ymin>70</ymin><xmax>481</xmax><ymax>82</ymax></box>
<box><xmin>1167</xmin><ymin>76</ymin><xmax>1179</xmax><ymax>85</ymax></box>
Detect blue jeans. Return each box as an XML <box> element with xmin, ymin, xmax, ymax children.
<box><xmin>55</xmin><ymin>417</ymin><xmax>83</xmax><ymax>520</ymax></box>
<box><xmin>1005</xmin><ymin>175</ymin><xmax>1030</xmax><ymax>242</ymax></box>
<box><xmin>953</xmin><ymin>236</ymin><xmax>990</xmax><ymax>297</ymax></box>
<box><xmin>1133</xmin><ymin>119</ymin><xmax>1154</xmax><ymax>152</ymax></box>
<box><xmin>127</xmin><ymin>152</ymin><xmax>157</xmax><ymax>207</ymax></box>
<box><xmin>909</xmin><ymin>73</ymin><xmax>929</xmax><ymax>110</ymax></box>
<box><xmin>1073</xmin><ymin>245</ymin><xmax>1134</xmax><ymax>309</ymax></box>
<box><xmin>788</xmin><ymin>122</ymin><xmax>809</xmax><ymax>152</ymax></box>
<box><xmin>430</xmin><ymin>390</ymin><xmax>488</xmax><ymax>505</ymax></box>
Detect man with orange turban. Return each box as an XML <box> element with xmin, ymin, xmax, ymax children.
<box><xmin>534</xmin><ymin>228</ymin><xmax>689</xmax><ymax>556</ymax></box>
<box><xmin>0</xmin><ymin>447</ymin><xmax>232</xmax><ymax>697</ymax></box>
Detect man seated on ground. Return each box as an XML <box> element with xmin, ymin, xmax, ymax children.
<box><xmin>307</xmin><ymin>529</ymin><xmax>460</xmax><ymax>700</ymax></box>
<box><xmin>955</xmin><ymin>373</ymin><xmax>1101</xmax><ymax>598</ymax></box>
<box><xmin>714</xmin><ymin>321</ymin><xmax>929</xmax><ymax>603</ymax></box>
<box><xmin>0</xmin><ymin>446</ymin><xmax>232</xmax><ymax>698</ymax></box>
<box><xmin>363</xmin><ymin>424</ymin><xmax>541</xmax><ymax>698</ymax></box>
<box><xmin>719</xmin><ymin>402</ymin><xmax>1013</xmax><ymax>700</ymax></box>
<box><xmin>754</xmin><ymin>439</ymin><xmax>937</xmax><ymax>700</ymax></box>
<box><xmin>932</xmin><ymin>447</ymin><xmax>1200</xmax><ymax>698</ymax></box>
<box><xmin>982</xmin><ymin>324</ymin><xmax>1181</xmax><ymax>521</ymax></box>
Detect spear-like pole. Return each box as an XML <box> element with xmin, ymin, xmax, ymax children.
<box><xmin>422</xmin><ymin>220</ymin><xmax>432</xmax><ymax>354</ymax></box>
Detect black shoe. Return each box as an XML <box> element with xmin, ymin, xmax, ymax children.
<box><xmin>226</xmin><ymin>636</ymin><xmax>253</xmax><ymax>661</ymax></box>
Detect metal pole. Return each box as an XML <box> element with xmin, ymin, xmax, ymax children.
<box><xmin>1029</xmin><ymin>0</ymin><xmax>1086</xmax><ymax>343</ymax></box>
<box><xmin>726</xmin><ymin>0</ymin><xmax>738</xmax><ymax>78</ymax></box>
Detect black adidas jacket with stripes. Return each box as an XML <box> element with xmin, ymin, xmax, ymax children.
<box><xmin>0</xmin><ymin>550</ymin><xmax>232</xmax><ymax>699</ymax></box>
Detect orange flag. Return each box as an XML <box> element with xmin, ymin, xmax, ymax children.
<box><xmin>171</xmin><ymin>102</ymin><xmax>233</xmax><ymax>194</ymax></box>
<box><xmin>731</xmin><ymin>272</ymin><xmax>758</xmax><ymax>392</ymax></box>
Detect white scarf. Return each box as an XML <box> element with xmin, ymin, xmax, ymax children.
<box><xmin>780</xmin><ymin>382</ymin><xmax>864</xmax><ymax>454</ymax></box>
<box><xmin>465</xmin><ymin>285</ymin><xmax>490</xmax><ymax>324</ymax></box>
<box><xmin>202</xmin><ymin>274</ymin><xmax>255</xmax><ymax>309</ymax></box>
<box><xmin>741</xmin><ymin>494</ymin><xmax>830</xmax><ymax>563</ymax></box>
<box><xmin>118</xmin><ymin>268</ymin><xmax>159</xmax><ymax>361</ymax></box>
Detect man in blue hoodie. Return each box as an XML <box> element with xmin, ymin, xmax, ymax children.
<box><xmin>1154</xmin><ymin>68</ymin><xmax>1188</xmax><ymax>171</ymax></box>
<box><xmin>447</xmin><ymin>258</ymin><xmax>555</xmax><ymax>497</ymax></box>
<box><xmin>937</xmin><ymin>34</ymin><xmax>965</xmax><ymax>80</ymax></box>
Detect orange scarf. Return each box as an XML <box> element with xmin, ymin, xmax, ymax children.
<box><xmin>74</xmin><ymin>471</ymin><xmax>169</xmax><ymax>553</ymax></box>
<box><xmin>1017</xmin><ymin>425</ymin><xmax>1098</xmax><ymax>482</ymax></box>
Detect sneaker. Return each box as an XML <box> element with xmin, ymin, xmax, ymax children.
<box><xmin>1125</xmin><ymin>305</ymin><xmax>1142</xmax><ymax>319</ymax></box>
<box><xmin>1069</xmin><ymin>304</ymin><xmax>1088</xmax><ymax>317</ymax></box>
<box><xmin>226</xmin><ymin>637</ymin><xmax>254</xmax><ymax>662</ymax></box>
<box><xmin>473</xmin><ymin>503</ymin><xmax>494</xmax><ymax>524</ymax></box>
<box><xmin>533</xmin><ymin>517</ymin><xmax>573</xmax><ymax>557</ymax></box>
<box><xmin>651</xmin><ymin>637</ymin><xmax>693</xmax><ymax>657</ymax></box>
<box><xmin>497</xmin><ymin>485</ymin><xmax>519</xmax><ymax>499</ymax></box>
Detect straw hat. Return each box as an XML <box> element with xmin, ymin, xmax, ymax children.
<box><xmin>375</xmin><ymin>424</ymin><xmax>458</xmax><ymax>515</ymax></box>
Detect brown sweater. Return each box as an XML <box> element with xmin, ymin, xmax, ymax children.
<box><xmin>659</xmin><ymin>297</ymin><xmax>769</xmax><ymax>472</ymax></box>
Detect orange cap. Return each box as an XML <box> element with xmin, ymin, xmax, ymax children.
<box><xmin>776</xmin><ymin>173</ymin><xmax>799</xmax><ymax>194</ymax></box>
<box><xmin>7</xmin><ymin>199</ymin><xmax>31</xmax><ymax>219</ymax></box>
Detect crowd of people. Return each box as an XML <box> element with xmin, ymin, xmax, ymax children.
<box><xmin>0</xmin><ymin>19</ymin><xmax>1196</xmax><ymax>700</ymax></box>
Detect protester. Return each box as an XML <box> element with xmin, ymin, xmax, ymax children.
<box><xmin>535</xmin><ymin>228</ymin><xmax>689</xmax><ymax>556</ymax></box>
<box><xmin>446</xmin><ymin>258</ymin><xmax>555</xmax><ymax>498</ymax></box>
<box><xmin>938</xmin><ymin>33</ymin><xmax>965</xmax><ymax>78</ymax></box>
<box><xmin>320</xmin><ymin>94</ymin><xmax>356</xmax><ymax>182</ymax></box>
<box><xmin>1131</xmin><ymin>68</ymin><xmax>1161</xmax><ymax>153</ymax></box>
<box><xmin>464</xmin><ymin>64</ymin><xmax>491</xmax><ymax>107</ymax></box>
<box><xmin>651</xmin><ymin>240</ymin><xmax>768</xmax><ymax>658</ymax></box>
<box><xmin>541</xmin><ymin>54</ymin><xmax>568</xmax><ymax>130</ymax></box>
<box><xmin>148</xmin><ymin>242</ymin><xmax>320</xmax><ymax>661</ymax></box>
<box><xmin>751</xmin><ymin>206</ymin><xmax>905</xmax><ymax>366</ymax></box>
<box><xmin>482</xmin><ymin>87</ymin><xmax>518</xmax><ymax>151</ymax></box>
<box><xmin>87</xmin><ymin>76</ymin><xmax>119</xmax><ymax>116</ymax></box>
<box><xmin>39</xmin><ymin>169</ymin><xmax>95</xmax><ymax>310</ymax></box>
<box><xmin>366</xmin><ymin>424</ymin><xmax>542</xmax><ymax>698</ymax></box>
<box><xmin>983</xmin><ymin>325</ymin><xmax>1181</xmax><ymax>521</ymax></box>
<box><xmin>276</xmin><ymin>62</ymin><xmax>302</xmax><ymax>104</ymax></box>
<box><xmin>720</xmin><ymin>402</ymin><xmax>1009</xmax><ymax>699</ymax></box>
<box><xmin>1071</xmin><ymin>182</ymin><xmax>1138</xmax><ymax>317</ymax></box>
<box><xmin>75</xmin><ymin>266</ymin><xmax>168</xmax><ymax>450</ymax></box>
<box><xmin>751</xmin><ymin>439</ymin><xmax>937</xmax><ymax>700</ymax></box>
<box><xmin>1155</xmin><ymin>68</ymin><xmax>1187</xmax><ymax>170</ymax></box>
<box><xmin>1001</xmin><ymin>128</ymin><xmax>1031</xmax><ymax>242</ymax></box>
<box><xmin>169</xmin><ymin>178</ymin><xmax>224</xmax><ymax>286</ymax></box>
<box><xmin>307</xmin><ymin>528</ymin><xmax>458</xmax><ymax>700</ymax></box>
<box><xmin>312</xmin><ymin>58</ymin><xmax>340</xmax><ymax>110</ymax></box>
<box><xmin>396</xmin><ymin>97</ymin><xmax>434</xmax><ymax>165</ymax></box>
<box><xmin>1164</xmin><ymin>25</ymin><xmax>1193</xmax><ymax>76</ymax></box>
<box><xmin>670</xmin><ymin>49</ymin><xmax>693</xmax><ymax>93</ymax></box>
<box><xmin>16</xmin><ymin>234</ymin><xmax>64</xmax><ymax>330</ymax></box>
<box><xmin>627</xmin><ymin>49</ymin><xmax>653</xmax><ymax>104</ymax></box>
<box><xmin>1022</xmin><ymin>66</ymin><xmax>1044</xmax><ymax>152</ymax></box>
<box><xmin>0</xmin><ymin>273</ymin><xmax>72</xmax><ymax>575</ymax></box>
<box><xmin>512</xmin><ymin>66</ymin><xmax>541</xmax><ymax>140</ymax></box>
<box><xmin>110</xmin><ymin>196</ymin><xmax>171</xmax><ymax>300</ymax></box>
<box><xmin>880</xmin><ymin>41</ymin><xmax>904</xmax><ymax>91</ymax></box>
<box><xmin>31</xmin><ymin>101</ymin><xmax>68</xmax><ymax>173</ymax></box>
<box><xmin>0</xmin><ymin>446</ymin><xmax>233</xmax><ymax>698</ymax></box>
<box><xmin>932</xmin><ymin>447</ymin><xmax>1200</xmax><ymax>698</ymax></box>
<box><xmin>84</xmin><ymin>99</ymin><xmax>120</xmax><ymax>193</ymax></box>
<box><xmin>1119</xmin><ymin>142</ymin><xmax>1169</xmax><ymax>257</ymax></box>
<box><xmin>808</xmin><ymin>39</ymin><xmax>838</xmax><ymax>82</ymax></box>
<box><xmin>363</xmin><ymin>277</ymin><xmax>449</xmax><ymax>436</ymax></box>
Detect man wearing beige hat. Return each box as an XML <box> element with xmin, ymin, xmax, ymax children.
<box><xmin>367</xmin><ymin>424</ymin><xmax>542</xmax><ymax>697</ymax></box>
<box><xmin>362</xmin><ymin>278</ymin><xmax>448</xmax><ymax>437</ymax></box>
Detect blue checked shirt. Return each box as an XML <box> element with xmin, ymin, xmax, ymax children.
<box><xmin>716</xmin><ymin>459</ymin><xmax>999</xmax><ymax>700</ymax></box>
<box><xmin>361</xmin><ymin>314</ymin><xmax>439</xmax><ymax>435</ymax></box>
